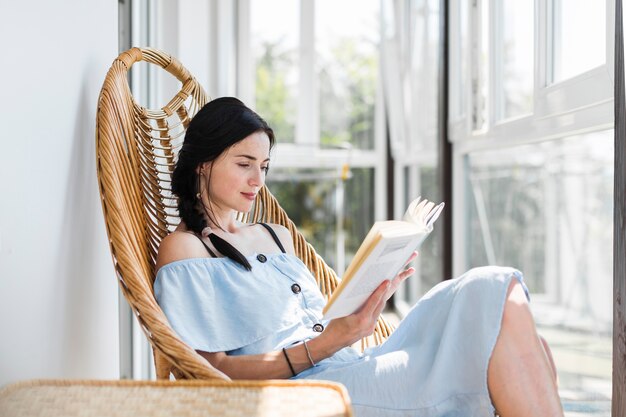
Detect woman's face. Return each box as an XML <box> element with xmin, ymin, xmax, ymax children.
<box><xmin>202</xmin><ymin>131</ymin><xmax>271</xmax><ymax>214</ymax></box>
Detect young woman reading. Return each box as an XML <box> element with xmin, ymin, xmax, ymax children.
<box><xmin>155</xmin><ymin>97</ymin><xmax>563</xmax><ymax>417</ymax></box>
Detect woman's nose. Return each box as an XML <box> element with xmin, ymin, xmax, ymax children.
<box><xmin>249</xmin><ymin>167</ymin><xmax>264</xmax><ymax>186</ymax></box>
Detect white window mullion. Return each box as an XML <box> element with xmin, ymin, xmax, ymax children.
<box><xmin>216</xmin><ymin>0</ymin><xmax>237</xmax><ymax>96</ymax></box>
<box><xmin>487</xmin><ymin>0</ymin><xmax>496</xmax><ymax>132</ymax></box>
<box><xmin>470</xmin><ymin>0</ymin><xmax>482</xmax><ymax>132</ymax></box>
<box><xmin>545</xmin><ymin>0</ymin><xmax>557</xmax><ymax>86</ymax></box>
<box><xmin>543</xmin><ymin>170</ymin><xmax>559</xmax><ymax>304</ymax></box>
<box><xmin>393</xmin><ymin>163</ymin><xmax>405</xmax><ymax>222</ymax></box>
<box><xmin>447</xmin><ymin>0</ymin><xmax>464</xmax><ymax>141</ymax></box>
<box><xmin>451</xmin><ymin>150</ymin><xmax>468</xmax><ymax>278</ymax></box>
<box><xmin>491</xmin><ymin>0</ymin><xmax>504</xmax><ymax>123</ymax></box>
<box><xmin>606</xmin><ymin>0</ymin><xmax>615</xmax><ymax>84</ymax></box>
<box><xmin>537</xmin><ymin>0</ymin><xmax>551</xmax><ymax>115</ymax></box>
<box><xmin>462</xmin><ymin>0</ymin><xmax>473</xmax><ymax>137</ymax></box>
<box><xmin>296</xmin><ymin>0</ymin><xmax>319</xmax><ymax>146</ymax></box>
<box><xmin>205</xmin><ymin>0</ymin><xmax>239</xmax><ymax>97</ymax></box>
<box><xmin>236</xmin><ymin>0</ymin><xmax>253</xmax><ymax>104</ymax></box>
<box><xmin>374</xmin><ymin>72</ymin><xmax>387</xmax><ymax>222</ymax></box>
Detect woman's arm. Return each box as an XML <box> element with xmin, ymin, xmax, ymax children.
<box><xmin>197</xmin><ymin>256</ymin><xmax>416</xmax><ymax>380</ymax></box>
<box><xmin>197</xmin><ymin>329</ymin><xmax>344</xmax><ymax>379</ymax></box>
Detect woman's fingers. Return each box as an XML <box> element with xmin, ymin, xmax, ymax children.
<box><xmin>344</xmin><ymin>253</ymin><xmax>421</xmax><ymax>340</ymax></box>
<box><xmin>398</xmin><ymin>266</ymin><xmax>415</xmax><ymax>281</ymax></box>
<box><xmin>389</xmin><ymin>251</ymin><xmax>418</xmax><ymax>288</ymax></box>
<box><xmin>358</xmin><ymin>280</ymin><xmax>390</xmax><ymax>317</ymax></box>
<box><xmin>404</xmin><ymin>250</ymin><xmax>419</xmax><ymax>266</ymax></box>
<box><xmin>391</xmin><ymin>265</ymin><xmax>416</xmax><ymax>287</ymax></box>
<box><xmin>370</xmin><ymin>285</ymin><xmax>389</xmax><ymax>319</ymax></box>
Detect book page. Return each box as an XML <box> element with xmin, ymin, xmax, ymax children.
<box><xmin>348</xmin><ymin>236</ymin><xmax>413</xmax><ymax>296</ymax></box>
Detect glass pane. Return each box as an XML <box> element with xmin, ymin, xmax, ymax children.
<box><xmin>396</xmin><ymin>163</ymin><xmax>443</xmax><ymax>304</ymax></box>
<box><xmin>344</xmin><ymin>168</ymin><xmax>376</xmax><ymax>267</ymax></box>
<box><xmin>496</xmin><ymin>2</ymin><xmax>534</xmax><ymax>120</ymax></box>
<box><xmin>251</xmin><ymin>0</ymin><xmax>299</xmax><ymax>143</ymax></box>
<box><xmin>551</xmin><ymin>0</ymin><xmax>606</xmax><ymax>83</ymax></box>
<box><xmin>465</xmin><ymin>130</ymin><xmax>613</xmax><ymax>413</ymax></box>
<box><xmin>474</xmin><ymin>0</ymin><xmax>489</xmax><ymax>131</ymax></box>
<box><xmin>266</xmin><ymin>167</ymin><xmax>374</xmax><ymax>273</ymax></box>
<box><xmin>316</xmin><ymin>0</ymin><xmax>379</xmax><ymax>149</ymax></box>
<box><xmin>415</xmin><ymin>164</ymin><xmax>443</xmax><ymax>293</ymax></box>
<box><xmin>410</xmin><ymin>0</ymin><xmax>441</xmax><ymax>153</ymax></box>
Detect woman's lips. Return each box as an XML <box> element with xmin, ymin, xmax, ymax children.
<box><xmin>241</xmin><ymin>192</ymin><xmax>256</xmax><ymax>201</ymax></box>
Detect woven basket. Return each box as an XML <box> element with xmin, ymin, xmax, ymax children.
<box><xmin>95</xmin><ymin>47</ymin><xmax>395</xmax><ymax>380</ymax></box>
<box><xmin>0</xmin><ymin>379</ymin><xmax>353</xmax><ymax>417</ymax></box>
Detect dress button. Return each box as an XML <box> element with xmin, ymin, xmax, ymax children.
<box><xmin>312</xmin><ymin>323</ymin><xmax>324</xmax><ymax>332</ymax></box>
<box><xmin>256</xmin><ymin>254</ymin><xmax>267</xmax><ymax>263</ymax></box>
<box><xmin>291</xmin><ymin>284</ymin><xmax>301</xmax><ymax>294</ymax></box>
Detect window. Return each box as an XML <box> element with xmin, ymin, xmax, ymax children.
<box><xmin>450</xmin><ymin>0</ymin><xmax>614</xmax><ymax>412</ymax></box>
<box><xmin>385</xmin><ymin>0</ymin><xmax>444</xmax><ymax>310</ymax></box>
<box><xmin>244</xmin><ymin>0</ymin><xmax>385</xmax><ymax>273</ymax></box>
<box><xmin>494</xmin><ymin>1</ymin><xmax>534</xmax><ymax>120</ymax></box>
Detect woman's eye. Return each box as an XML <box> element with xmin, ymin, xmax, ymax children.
<box><xmin>237</xmin><ymin>163</ymin><xmax>250</xmax><ymax>168</ymax></box>
<box><xmin>262</xmin><ymin>166</ymin><xmax>270</xmax><ymax>173</ymax></box>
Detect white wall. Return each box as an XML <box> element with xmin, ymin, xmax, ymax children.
<box><xmin>0</xmin><ymin>0</ymin><xmax>119</xmax><ymax>386</ymax></box>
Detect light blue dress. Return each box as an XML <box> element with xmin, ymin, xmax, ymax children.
<box><xmin>154</xmin><ymin>252</ymin><xmax>526</xmax><ymax>417</ymax></box>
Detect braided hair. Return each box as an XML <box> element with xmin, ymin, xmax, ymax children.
<box><xmin>171</xmin><ymin>97</ymin><xmax>275</xmax><ymax>269</ymax></box>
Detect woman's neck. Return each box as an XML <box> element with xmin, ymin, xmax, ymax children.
<box><xmin>207</xmin><ymin>218</ymin><xmax>242</xmax><ymax>234</ymax></box>
<box><xmin>202</xmin><ymin>206</ymin><xmax>241</xmax><ymax>234</ymax></box>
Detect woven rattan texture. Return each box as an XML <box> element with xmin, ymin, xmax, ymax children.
<box><xmin>95</xmin><ymin>47</ymin><xmax>395</xmax><ymax>380</ymax></box>
<box><xmin>0</xmin><ymin>379</ymin><xmax>352</xmax><ymax>417</ymax></box>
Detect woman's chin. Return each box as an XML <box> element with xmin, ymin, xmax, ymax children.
<box><xmin>235</xmin><ymin>202</ymin><xmax>255</xmax><ymax>213</ymax></box>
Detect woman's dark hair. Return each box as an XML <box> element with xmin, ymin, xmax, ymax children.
<box><xmin>171</xmin><ymin>97</ymin><xmax>275</xmax><ymax>269</ymax></box>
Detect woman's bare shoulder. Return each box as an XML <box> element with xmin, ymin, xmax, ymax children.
<box><xmin>156</xmin><ymin>231</ymin><xmax>209</xmax><ymax>270</ymax></box>
<box><xmin>264</xmin><ymin>223</ymin><xmax>296</xmax><ymax>255</ymax></box>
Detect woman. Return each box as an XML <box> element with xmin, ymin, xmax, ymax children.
<box><xmin>155</xmin><ymin>97</ymin><xmax>563</xmax><ymax>416</ymax></box>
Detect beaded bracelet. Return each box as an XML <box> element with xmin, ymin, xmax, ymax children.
<box><xmin>282</xmin><ymin>347</ymin><xmax>296</xmax><ymax>377</ymax></box>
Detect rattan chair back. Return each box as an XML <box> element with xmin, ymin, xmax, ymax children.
<box><xmin>95</xmin><ymin>47</ymin><xmax>394</xmax><ymax>380</ymax></box>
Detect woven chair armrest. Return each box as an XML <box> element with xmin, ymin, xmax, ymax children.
<box><xmin>0</xmin><ymin>379</ymin><xmax>353</xmax><ymax>417</ymax></box>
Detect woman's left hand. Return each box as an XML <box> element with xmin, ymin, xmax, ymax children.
<box><xmin>382</xmin><ymin>250</ymin><xmax>418</xmax><ymax>301</ymax></box>
<box><xmin>316</xmin><ymin>251</ymin><xmax>419</xmax><ymax>351</ymax></box>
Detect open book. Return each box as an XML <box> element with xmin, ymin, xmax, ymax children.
<box><xmin>322</xmin><ymin>197</ymin><xmax>444</xmax><ymax>320</ymax></box>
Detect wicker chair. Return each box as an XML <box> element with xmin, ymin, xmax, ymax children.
<box><xmin>95</xmin><ymin>47</ymin><xmax>395</xmax><ymax>381</ymax></box>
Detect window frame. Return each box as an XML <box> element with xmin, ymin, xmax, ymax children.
<box><xmin>449</xmin><ymin>0</ymin><xmax>618</xmax><ymax>411</ymax></box>
<box><xmin>613</xmin><ymin>0</ymin><xmax>625</xmax><ymax>412</ymax></box>
<box><xmin>450</xmin><ymin>0</ymin><xmax>615</xmax><ymax>277</ymax></box>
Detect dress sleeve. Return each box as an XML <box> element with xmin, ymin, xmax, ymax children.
<box><xmin>153</xmin><ymin>259</ymin><xmax>298</xmax><ymax>353</ymax></box>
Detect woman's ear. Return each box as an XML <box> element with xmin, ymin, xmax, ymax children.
<box><xmin>196</xmin><ymin>161</ymin><xmax>211</xmax><ymax>176</ymax></box>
